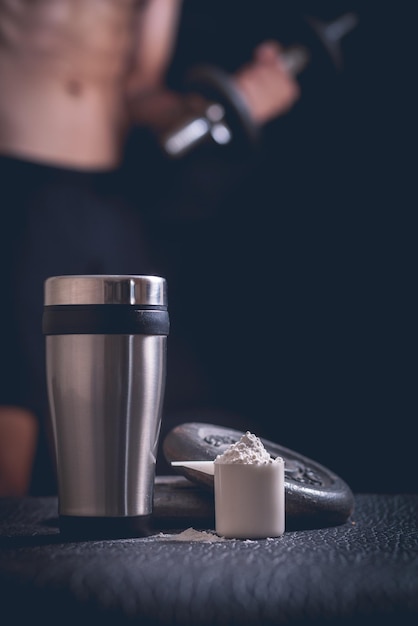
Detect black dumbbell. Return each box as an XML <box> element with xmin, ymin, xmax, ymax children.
<box><xmin>159</xmin><ymin>11</ymin><xmax>359</xmax><ymax>158</ymax></box>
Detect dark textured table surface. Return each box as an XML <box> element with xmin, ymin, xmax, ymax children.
<box><xmin>1</xmin><ymin>481</ymin><xmax>418</xmax><ymax>626</ymax></box>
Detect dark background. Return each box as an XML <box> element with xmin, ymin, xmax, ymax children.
<box><xmin>124</xmin><ymin>2</ymin><xmax>415</xmax><ymax>494</ymax></box>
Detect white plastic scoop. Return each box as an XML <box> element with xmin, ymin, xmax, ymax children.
<box><xmin>171</xmin><ymin>460</ymin><xmax>215</xmax><ymax>475</ymax></box>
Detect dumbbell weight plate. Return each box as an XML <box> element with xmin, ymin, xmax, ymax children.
<box><xmin>163</xmin><ymin>422</ymin><xmax>355</xmax><ymax>529</ymax></box>
<box><xmin>185</xmin><ymin>64</ymin><xmax>261</xmax><ymax>149</ymax></box>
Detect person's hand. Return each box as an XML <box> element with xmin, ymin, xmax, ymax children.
<box><xmin>232</xmin><ymin>41</ymin><xmax>300</xmax><ymax>125</ymax></box>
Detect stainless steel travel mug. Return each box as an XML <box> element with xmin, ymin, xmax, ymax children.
<box><xmin>42</xmin><ymin>275</ymin><xmax>169</xmax><ymax>538</ymax></box>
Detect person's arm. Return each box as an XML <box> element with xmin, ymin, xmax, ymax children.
<box><xmin>126</xmin><ymin>0</ymin><xmax>183</xmax><ymax>98</ymax></box>
<box><xmin>0</xmin><ymin>407</ymin><xmax>38</xmax><ymax>496</ymax></box>
<box><xmin>127</xmin><ymin>38</ymin><xmax>300</xmax><ymax>150</ymax></box>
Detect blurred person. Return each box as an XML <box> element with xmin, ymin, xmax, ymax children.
<box><xmin>0</xmin><ymin>0</ymin><xmax>176</xmax><ymax>497</ymax></box>
<box><xmin>0</xmin><ymin>0</ymin><xmax>300</xmax><ymax>496</ymax></box>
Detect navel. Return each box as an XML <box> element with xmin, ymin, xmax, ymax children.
<box><xmin>66</xmin><ymin>79</ymin><xmax>83</xmax><ymax>96</ymax></box>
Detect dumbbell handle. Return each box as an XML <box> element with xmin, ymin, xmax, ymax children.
<box><xmin>161</xmin><ymin>12</ymin><xmax>358</xmax><ymax>158</ymax></box>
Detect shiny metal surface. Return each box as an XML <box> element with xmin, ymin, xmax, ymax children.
<box><xmin>44</xmin><ymin>275</ymin><xmax>167</xmax><ymax>306</ymax></box>
<box><xmin>46</xmin><ymin>334</ymin><xmax>167</xmax><ymax>517</ymax></box>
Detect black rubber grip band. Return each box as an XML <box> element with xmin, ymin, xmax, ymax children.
<box><xmin>43</xmin><ymin>305</ymin><xmax>170</xmax><ymax>336</ymax></box>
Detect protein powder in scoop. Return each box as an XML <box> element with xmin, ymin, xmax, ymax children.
<box><xmin>214</xmin><ymin>432</ymin><xmax>285</xmax><ymax>539</ymax></box>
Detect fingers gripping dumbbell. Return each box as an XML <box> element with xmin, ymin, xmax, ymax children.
<box><xmin>159</xmin><ymin>12</ymin><xmax>359</xmax><ymax>158</ymax></box>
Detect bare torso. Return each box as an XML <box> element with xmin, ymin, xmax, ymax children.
<box><xmin>0</xmin><ymin>0</ymin><xmax>140</xmax><ymax>169</ymax></box>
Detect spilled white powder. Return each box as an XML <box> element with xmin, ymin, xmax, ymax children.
<box><xmin>214</xmin><ymin>431</ymin><xmax>281</xmax><ymax>465</ymax></box>
<box><xmin>156</xmin><ymin>528</ymin><xmax>226</xmax><ymax>542</ymax></box>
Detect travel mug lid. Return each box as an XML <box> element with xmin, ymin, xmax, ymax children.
<box><xmin>44</xmin><ymin>275</ymin><xmax>167</xmax><ymax>306</ymax></box>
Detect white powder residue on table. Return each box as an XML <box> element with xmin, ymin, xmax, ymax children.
<box><xmin>214</xmin><ymin>431</ymin><xmax>281</xmax><ymax>465</ymax></box>
<box><xmin>156</xmin><ymin>528</ymin><xmax>226</xmax><ymax>542</ymax></box>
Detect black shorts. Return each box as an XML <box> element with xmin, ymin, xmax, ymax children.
<box><xmin>0</xmin><ymin>155</ymin><xmax>155</xmax><ymax>495</ymax></box>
